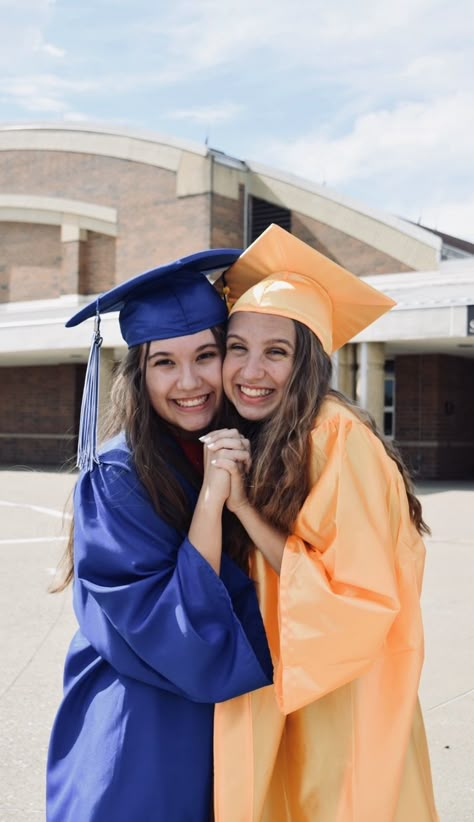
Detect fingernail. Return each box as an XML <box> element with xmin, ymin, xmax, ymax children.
<box><xmin>198</xmin><ymin>435</ymin><xmax>209</xmax><ymax>442</ymax></box>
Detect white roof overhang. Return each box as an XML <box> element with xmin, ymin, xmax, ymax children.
<box><xmin>0</xmin><ymin>259</ymin><xmax>473</xmax><ymax>366</ymax></box>
<box><xmin>353</xmin><ymin>258</ymin><xmax>474</xmax><ymax>356</ymax></box>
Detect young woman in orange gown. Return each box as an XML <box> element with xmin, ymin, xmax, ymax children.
<box><xmin>205</xmin><ymin>225</ymin><xmax>439</xmax><ymax>822</ymax></box>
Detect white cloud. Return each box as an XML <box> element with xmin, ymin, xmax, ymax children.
<box><xmin>262</xmin><ymin>91</ymin><xmax>474</xmax><ymax>240</ymax></box>
<box><xmin>403</xmin><ymin>200</ymin><xmax>474</xmax><ymax>245</ymax></box>
<box><xmin>165</xmin><ymin>103</ymin><xmax>244</xmax><ymax>124</ymax></box>
<box><xmin>20</xmin><ymin>95</ymin><xmax>68</xmax><ymax>113</ymax></box>
<box><xmin>265</xmin><ymin>93</ymin><xmax>474</xmax><ymax>186</ymax></box>
<box><xmin>0</xmin><ymin>73</ymin><xmax>100</xmax><ymax>117</ymax></box>
<box><xmin>62</xmin><ymin>111</ymin><xmax>90</xmax><ymax>123</ymax></box>
<box><xmin>38</xmin><ymin>41</ymin><xmax>65</xmax><ymax>58</ymax></box>
<box><xmin>2</xmin><ymin>0</ymin><xmax>471</xmax><ymax>122</ymax></box>
<box><xmin>0</xmin><ymin>1</ymin><xmax>55</xmax><ymax>68</ymax></box>
<box><xmin>0</xmin><ymin>0</ymin><xmax>472</xmax><ymax>241</ymax></box>
<box><xmin>134</xmin><ymin>0</ymin><xmax>473</xmax><ymax>90</ymax></box>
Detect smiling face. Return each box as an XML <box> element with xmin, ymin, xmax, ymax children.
<box><xmin>144</xmin><ymin>328</ymin><xmax>223</xmax><ymax>434</ymax></box>
<box><xmin>223</xmin><ymin>312</ymin><xmax>296</xmax><ymax>421</ymax></box>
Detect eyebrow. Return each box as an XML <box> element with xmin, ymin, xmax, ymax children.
<box><xmin>147</xmin><ymin>342</ymin><xmax>219</xmax><ymax>360</ymax></box>
<box><xmin>227</xmin><ymin>332</ymin><xmax>294</xmax><ymax>347</ymax></box>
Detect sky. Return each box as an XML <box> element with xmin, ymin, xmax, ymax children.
<box><xmin>1</xmin><ymin>0</ymin><xmax>473</xmax><ymax>242</ymax></box>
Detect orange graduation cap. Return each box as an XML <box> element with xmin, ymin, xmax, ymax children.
<box><xmin>226</xmin><ymin>224</ymin><xmax>396</xmax><ymax>354</ymax></box>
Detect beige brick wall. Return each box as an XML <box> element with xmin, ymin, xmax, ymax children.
<box><xmin>0</xmin><ymin>364</ymin><xmax>85</xmax><ymax>466</ymax></box>
<box><xmin>79</xmin><ymin>232</ymin><xmax>116</xmax><ymax>294</ymax></box>
<box><xmin>211</xmin><ymin>186</ymin><xmax>245</xmax><ymax>248</ymax></box>
<box><xmin>0</xmin><ymin>222</ymin><xmax>62</xmax><ymax>302</ymax></box>
<box><xmin>292</xmin><ymin>212</ymin><xmax>413</xmax><ymax>274</ymax></box>
<box><xmin>395</xmin><ymin>354</ymin><xmax>474</xmax><ymax>479</ymax></box>
<box><xmin>0</xmin><ymin>150</ymin><xmax>212</xmax><ymax>293</ymax></box>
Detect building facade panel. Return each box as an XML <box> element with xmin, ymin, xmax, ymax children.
<box><xmin>291</xmin><ymin>212</ymin><xmax>413</xmax><ymax>274</ymax></box>
<box><xmin>78</xmin><ymin>232</ymin><xmax>116</xmax><ymax>294</ymax></box>
<box><xmin>0</xmin><ymin>363</ymin><xmax>84</xmax><ymax>465</ymax></box>
<box><xmin>211</xmin><ymin>186</ymin><xmax>245</xmax><ymax>249</ymax></box>
<box><xmin>0</xmin><ymin>150</ymin><xmax>211</xmax><ymax>288</ymax></box>
<box><xmin>395</xmin><ymin>354</ymin><xmax>474</xmax><ymax>479</ymax></box>
<box><xmin>0</xmin><ymin>125</ymin><xmax>472</xmax><ymax>477</ymax></box>
<box><xmin>0</xmin><ymin>222</ymin><xmax>61</xmax><ymax>302</ymax></box>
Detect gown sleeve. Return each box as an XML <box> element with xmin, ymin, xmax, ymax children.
<box><xmin>276</xmin><ymin>415</ymin><xmax>401</xmax><ymax>714</ymax></box>
<box><xmin>73</xmin><ymin>461</ymin><xmax>272</xmax><ymax>703</ymax></box>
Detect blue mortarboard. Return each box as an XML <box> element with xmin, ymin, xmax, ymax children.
<box><xmin>68</xmin><ymin>248</ymin><xmax>241</xmax><ymax>471</ymax></box>
<box><xmin>67</xmin><ymin>248</ymin><xmax>242</xmax><ymax>343</ymax></box>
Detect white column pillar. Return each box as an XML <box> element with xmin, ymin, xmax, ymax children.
<box><xmin>332</xmin><ymin>344</ymin><xmax>355</xmax><ymax>398</ymax></box>
<box><xmin>356</xmin><ymin>342</ymin><xmax>385</xmax><ymax>430</ymax></box>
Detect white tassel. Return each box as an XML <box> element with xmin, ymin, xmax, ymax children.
<box><xmin>76</xmin><ymin>307</ymin><xmax>103</xmax><ymax>472</ymax></box>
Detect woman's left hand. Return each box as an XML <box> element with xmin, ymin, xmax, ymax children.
<box><xmin>202</xmin><ymin>429</ymin><xmax>286</xmax><ymax>574</ymax></box>
<box><xmin>200</xmin><ymin>429</ymin><xmax>251</xmax><ymax>513</ymax></box>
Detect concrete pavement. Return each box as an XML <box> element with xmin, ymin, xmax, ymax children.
<box><xmin>0</xmin><ymin>470</ymin><xmax>472</xmax><ymax>821</ymax></box>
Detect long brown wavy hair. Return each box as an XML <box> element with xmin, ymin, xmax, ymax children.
<box><xmin>225</xmin><ymin>320</ymin><xmax>430</xmax><ymax>569</ymax></box>
<box><xmin>51</xmin><ymin>325</ymin><xmax>226</xmax><ymax>592</ymax></box>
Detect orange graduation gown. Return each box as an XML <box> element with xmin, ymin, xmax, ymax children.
<box><xmin>214</xmin><ymin>399</ymin><xmax>438</xmax><ymax>821</ymax></box>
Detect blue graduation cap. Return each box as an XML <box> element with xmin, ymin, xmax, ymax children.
<box><xmin>68</xmin><ymin>248</ymin><xmax>241</xmax><ymax>471</ymax></box>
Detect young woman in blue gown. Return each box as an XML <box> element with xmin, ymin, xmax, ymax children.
<box><xmin>46</xmin><ymin>250</ymin><xmax>272</xmax><ymax>822</ymax></box>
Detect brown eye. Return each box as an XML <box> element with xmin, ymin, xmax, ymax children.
<box><xmin>197</xmin><ymin>351</ymin><xmax>217</xmax><ymax>360</ymax></box>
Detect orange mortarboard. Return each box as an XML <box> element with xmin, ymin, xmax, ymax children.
<box><xmin>225</xmin><ymin>224</ymin><xmax>396</xmax><ymax>354</ymax></box>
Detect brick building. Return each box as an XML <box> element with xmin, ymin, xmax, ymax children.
<box><xmin>0</xmin><ymin>122</ymin><xmax>473</xmax><ymax>478</ymax></box>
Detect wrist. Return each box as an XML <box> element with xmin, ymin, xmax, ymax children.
<box><xmin>195</xmin><ymin>487</ymin><xmax>226</xmax><ymax>515</ymax></box>
<box><xmin>229</xmin><ymin>499</ymin><xmax>253</xmax><ymax>518</ymax></box>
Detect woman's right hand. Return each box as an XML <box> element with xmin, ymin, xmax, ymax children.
<box><xmin>200</xmin><ymin>438</ymin><xmax>232</xmax><ymax>506</ymax></box>
<box><xmin>200</xmin><ymin>429</ymin><xmax>250</xmax><ymax>509</ymax></box>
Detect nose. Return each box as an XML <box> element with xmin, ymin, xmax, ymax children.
<box><xmin>239</xmin><ymin>352</ymin><xmax>265</xmax><ymax>382</ymax></box>
<box><xmin>177</xmin><ymin>363</ymin><xmax>201</xmax><ymax>391</ymax></box>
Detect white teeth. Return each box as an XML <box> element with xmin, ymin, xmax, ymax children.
<box><xmin>174</xmin><ymin>395</ymin><xmax>208</xmax><ymax>408</ymax></box>
<box><xmin>239</xmin><ymin>385</ymin><xmax>272</xmax><ymax>398</ymax></box>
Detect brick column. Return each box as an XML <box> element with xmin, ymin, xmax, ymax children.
<box><xmin>356</xmin><ymin>342</ymin><xmax>385</xmax><ymax>430</ymax></box>
<box><xmin>61</xmin><ymin>224</ymin><xmax>87</xmax><ymax>294</ymax></box>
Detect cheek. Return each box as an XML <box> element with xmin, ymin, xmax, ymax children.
<box><xmin>222</xmin><ymin>357</ymin><xmax>235</xmax><ymax>394</ymax></box>
<box><xmin>275</xmin><ymin>362</ymin><xmax>293</xmax><ymax>391</ymax></box>
<box><xmin>145</xmin><ymin>370</ymin><xmax>168</xmax><ymax>405</ymax></box>
<box><xmin>200</xmin><ymin>358</ymin><xmax>223</xmax><ymax>399</ymax></box>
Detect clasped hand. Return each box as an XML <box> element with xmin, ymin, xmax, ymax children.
<box><xmin>199</xmin><ymin>428</ymin><xmax>250</xmax><ymax>512</ymax></box>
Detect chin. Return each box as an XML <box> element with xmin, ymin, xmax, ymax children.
<box><xmin>234</xmin><ymin>403</ymin><xmax>272</xmax><ymax>422</ymax></box>
<box><xmin>180</xmin><ymin>411</ymin><xmax>217</xmax><ymax>433</ymax></box>
<box><xmin>178</xmin><ymin>418</ymin><xmax>209</xmax><ymax>433</ymax></box>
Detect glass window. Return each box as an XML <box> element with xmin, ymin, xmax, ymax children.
<box><xmin>383</xmin><ymin>412</ymin><xmax>393</xmax><ymax>437</ymax></box>
<box><xmin>384</xmin><ymin>378</ymin><xmax>394</xmax><ymax>407</ymax></box>
<box><xmin>383</xmin><ymin>362</ymin><xmax>395</xmax><ymax>439</ymax></box>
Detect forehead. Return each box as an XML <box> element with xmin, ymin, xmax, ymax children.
<box><xmin>228</xmin><ymin>311</ymin><xmax>295</xmax><ymax>342</ymax></box>
<box><xmin>148</xmin><ymin>328</ymin><xmax>216</xmax><ymax>354</ymax></box>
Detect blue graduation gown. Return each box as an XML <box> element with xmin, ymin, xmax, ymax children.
<box><xmin>47</xmin><ymin>434</ymin><xmax>272</xmax><ymax>821</ymax></box>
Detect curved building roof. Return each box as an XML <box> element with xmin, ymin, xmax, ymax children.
<box><xmin>0</xmin><ymin>121</ymin><xmax>441</xmax><ymax>271</ymax></box>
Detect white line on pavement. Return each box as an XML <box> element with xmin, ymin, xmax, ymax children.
<box><xmin>0</xmin><ymin>500</ymin><xmax>72</xmax><ymax>519</ymax></box>
<box><xmin>427</xmin><ymin>686</ymin><xmax>474</xmax><ymax>713</ymax></box>
<box><xmin>0</xmin><ymin>536</ymin><xmax>67</xmax><ymax>545</ymax></box>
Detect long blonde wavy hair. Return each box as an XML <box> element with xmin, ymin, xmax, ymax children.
<box><xmin>225</xmin><ymin>320</ymin><xmax>430</xmax><ymax>569</ymax></box>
